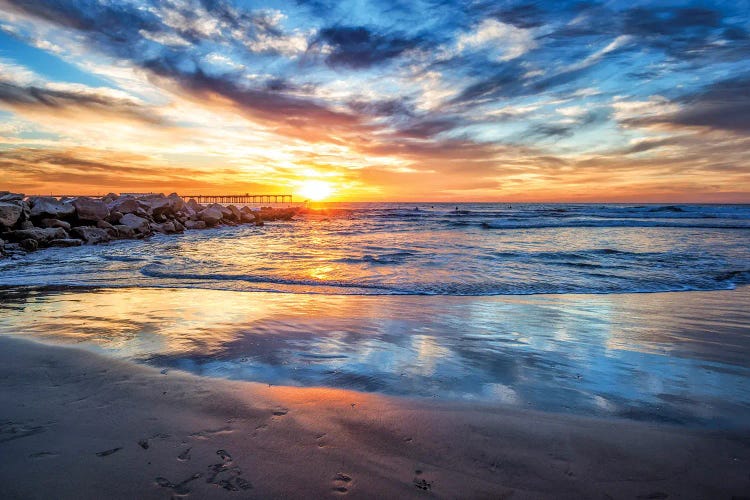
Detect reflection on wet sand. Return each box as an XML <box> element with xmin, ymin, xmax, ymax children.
<box><xmin>1</xmin><ymin>286</ymin><xmax>749</xmax><ymax>426</ymax></box>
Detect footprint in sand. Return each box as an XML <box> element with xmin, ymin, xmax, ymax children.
<box><xmin>413</xmin><ymin>470</ymin><xmax>432</xmax><ymax>491</ymax></box>
<box><xmin>177</xmin><ymin>447</ymin><xmax>192</xmax><ymax>461</ymax></box>
<box><xmin>138</xmin><ymin>433</ymin><xmax>170</xmax><ymax>450</ymax></box>
<box><xmin>28</xmin><ymin>451</ymin><xmax>58</xmax><ymax>459</ymax></box>
<box><xmin>96</xmin><ymin>447</ymin><xmax>122</xmax><ymax>457</ymax></box>
<box><xmin>0</xmin><ymin>421</ymin><xmax>46</xmax><ymax>443</ymax></box>
<box><xmin>272</xmin><ymin>409</ymin><xmax>288</xmax><ymax>416</ymax></box>
<box><xmin>332</xmin><ymin>472</ymin><xmax>352</xmax><ymax>494</ymax></box>
<box><xmin>155</xmin><ymin>473</ymin><xmax>202</xmax><ymax>495</ymax></box>
<box><xmin>205</xmin><ymin>450</ymin><xmax>253</xmax><ymax>491</ymax></box>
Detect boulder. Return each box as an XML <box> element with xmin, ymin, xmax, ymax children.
<box><xmin>0</xmin><ymin>202</ymin><xmax>23</xmax><ymax>228</ymax></box>
<box><xmin>73</xmin><ymin>197</ymin><xmax>109</xmax><ymax>221</ymax></box>
<box><xmin>108</xmin><ymin>196</ymin><xmax>139</xmax><ymax>214</ymax></box>
<box><xmin>198</xmin><ymin>207</ymin><xmax>223</xmax><ymax>226</ymax></box>
<box><xmin>29</xmin><ymin>197</ymin><xmax>75</xmax><ymax>219</ymax></box>
<box><xmin>239</xmin><ymin>208</ymin><xmax>257</xmax><ymax>224</ymax></box>
<box><xmin>134</xmin><ymin>207</ymin><xmax>150</xmax><ymax>219</ymax></box>
<box><xmin>4</xmin><ymin>227</ymin><xmax>68</xmax><ymax>245</ymax></box>
<box><xmin>20</xmin><ymin>220</ymin><xmax>34</xmax><ymax>230</ymax></box>
<box><xmin>40</xmin><ymin>219</ymin><xmax>72</xmax><ymax>231</ymax></box>
<box><xmin>226</xmin><ymin>205</ymin><xmax>242</xmax><ymax>222</ymax></box>
<box><xmin>184</xmin><ymin>220</ymin><xmax>206</xmax><ymax>230</ymax></box>
<box><xmin>119</xmin><ymin>213</ymin><xmax>150</xmax><ymax>233</ymax></box>
<box><xmin>71</xmin><ymin>226</ymin><xmax>111</xmax><ymax>244</ymax></box>
<box><xmin>20</xmin><ymin>238</ymin><xmax>38</xmax><ymax>252</ymax></box>
<box><xmin>48</xmin><ymin>238</ymin><xmax>83</xmax><ymax>248</ymax></box>
<box><xmin>96</xmin><ymin>220</ymin><xmax>114</xmax><ymax>230</ymax></box>
<box><xmin>113</xmin><ymin>225</ymin><xmax>136</xmax><ymax>238</ymax></box>
<box><xmin>108</xmin><ymin>211</ymin><xmax>123</xmax><ymax>224</ymax></box>
<box><xmin>172</xmin><ymin>220</ymin><xmax>185</xmax><ymax>233</ymax></box>
<box><xmin>140</xmin><ymin>194</ymin><xmax>172</xmax><ymax>217</ymax></box>
<box><xmin>101</xmin><ymin>192</ymin><xmax>119</xmax><ymax>204</ymax></box>
<box><xmin>186</xmin><ymin>199</ymin><xmax>204</xmax><ymax>213</ymax></box>
<box><xmin>0</xmin><ymin>192</ymin><xmax>24</xmax><ymax>202</ymax></box>
<box><xmin>167</xmin><ymin>193</ymin><xmax>185</xmax><ymax>213</ymax></box>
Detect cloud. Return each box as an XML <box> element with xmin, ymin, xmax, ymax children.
<box><xmin>621</xmin><ymin>75</ymin><xmax>750</xmax><ymax>133</ymax></box>
<box><xmin>0</xmin><ymin>77</ymin><xmax>165</xmax><ymax>125</ymax></box>
<box><xmin>313</xmin><ymin>25</ymin><xmax>425</xmax><ymax>69</ymax></box>
<box><xmin>455</xmin><ymin>19</ymin><xmax>536</xmax><ymax>61</ymax></box>
<box><xmin>669</xmin><ymin>75</ymin><xmax>750</xmax><ymax>132</ymax></box>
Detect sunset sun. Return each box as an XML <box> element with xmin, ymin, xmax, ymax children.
<box><xmin>298</xmin><ymin>180</ymin><xmax>333</xmax><ymax>201</ymax></box>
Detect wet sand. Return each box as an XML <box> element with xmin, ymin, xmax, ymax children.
<box><xmin>1</xmin><ymin>335</ymin><xmax>749</xmax><ymax>499</ymax></box>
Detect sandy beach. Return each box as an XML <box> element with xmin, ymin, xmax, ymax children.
<box><xmin>1</xmin><ymin>334</ymin><xmax>749</xmax><ymax>499</ymax></box>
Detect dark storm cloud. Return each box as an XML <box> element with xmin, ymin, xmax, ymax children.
<box><xmin>313</xmin><ymin>26</ymin><xmax>427</xmax><ymax>69</ymax></box>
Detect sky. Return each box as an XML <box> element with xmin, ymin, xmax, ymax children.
<box><xmin>0</xmin><ymin>0</ymin><xmax>748</xmax><ymax>202</ymax></box>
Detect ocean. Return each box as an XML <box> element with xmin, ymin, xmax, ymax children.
<box><xmin>1</xmin><ymin>202</ymin><xmax>750</xmax><ymax>426</ymax></box>
<box><xmin>1</xmin><ymin>202</ymin><xmax>749</xmax><ymax>294</ymax></box>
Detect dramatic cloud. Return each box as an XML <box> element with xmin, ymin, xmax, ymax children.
<box><xmin>0</xmin><ymin>0</ymin><xmax>747</xmax><ymax>201</ymax></box>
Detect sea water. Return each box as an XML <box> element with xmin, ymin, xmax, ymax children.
<box><xmin>1</xmin><ymin>203</ymin><xmax>749</xmax><ymax>427</ymax></box>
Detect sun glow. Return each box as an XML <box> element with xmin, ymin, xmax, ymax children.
<box><xmin>298</xmin><ymin>180</ymin><xmax>333</xmax><ymax>201</ymax></box>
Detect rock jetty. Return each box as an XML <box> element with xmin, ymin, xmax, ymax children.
<box><xmin>0</xmin><ymin>191</ymin><xmax>298</xmax><ymax>257</ymax></box>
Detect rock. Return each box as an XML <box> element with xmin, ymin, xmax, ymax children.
<box><xmin>73</xmin><ymin>197</ymin><xmax>109</xmax><ymax>222</ymax></box>
<box><xmin>101</xmin><ymin>192</ymin><xmax>119</xmax><ymax>204</ymax></box>
<box><xmin>227</xmin><ymin>205</ymin><xmax>242</xmax><ymax>222</ymax></box>
<box><xmin>29</xmin><ymin>197</ymin><xmax>75</xmax><ymax>219</ymax></box>
<box><xmin>239</xmin><ymin>209</ymin><xmax>257</xmax><ymax>224</ymax></box>
<box><xmin>0</xmin><ymin>192</ymin><xmax>24</xmax><ymax>202</ymax></box>
<box><xmin>108</xmin><ymin>211</ymin><xmax>123</xmax><ymax>224</ymax></box>
<box><xmin>150</xmin><ymin>221</ymin><xmax>176</xmax><ymax>234</ymax></box>
<box><xmin>186</xmin><ymin>199</ymin><xmax>204</xmax><ymax>213</ymax></box>
<box><xmin>108</xmin><ymin>196</ymin><xmax>139</xmax><ymax>214</ymax></box>
<box><xmin>113</xmin><ymin>225</ymin><xmax>135</xmax><ymax>238</ymax></box>
<box><xmin>20</xmin><ymin>238</ymin><xmax>38</xmax><ymax>252</ymax></box>
<box><xmin>198</xmin><ymin>207</ymin><xmax>223</xmax><ymax>226</ymax></box>
<box><xmin>0</xmin><ymin>202</ymin><xmax>23</xmax><ymax>228</ymax></box>
<box><xmin>184</xmin><ymin>220</ymin><xmax>206</xmax><ymax>230</ymax></box>
<box><xmin>48</xmin><ymin>238</ymin><xmax>83</xmax><ymax>247</ymax></box>
<box><xmin>140</xmin><ymin>194</ymin><xmax>172</xmax><ymax>217</ymax></box>
<box><xmin>4</xmin><ymin>227</ymin><xmax>68</xmax><ymax>245</ymax></box>
<box><xmin>216</xmin><ymin>204</ymin><xmax>233</xmax><ymax>220</ymax></box>
<box><xmin>96</xmin><ymin>220</ymin><xmax>114</xmax><ymax>230</ymax></box>
<box><xmin>40</xmin><ymin>219</ymin><xmax>72</xmax><ymax>231</ymax></box>
<box><xmin>120</xmin><ymin>213</ymin><xmax>150</xmax><ymax>232</ymax></box>
<box><xmin>71</xmin><ymin>226</ymin><xmax>111</xmax><ymax>244</ymax></box>
<box><xmin>20</xmin><ymin>220</ymin><xmax>35</xmax><ymax>230</ymax></box>
<box><xmin>167</xmin><ymin>193</ymin><xmax>185</xmax><ymax>213</ymax></box>
<box><xmin>134</xmin><ymin>207</ymin><xmax>150</xmax><ymax>219</ymax></box>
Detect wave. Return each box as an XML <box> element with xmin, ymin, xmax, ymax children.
<box><xmin>480</xmin><ymin>220</ymin><xmax>750</xmax><ymax>230</ymax></box>
<box><xmin>136</xmin><ymin>262</ymin><xmax>750</xmax><ymax>296</ymax></box>
<box><xmin>333</xmin><ymin>251</ymin><xmax>416</xmax><ymax>265</ymax></box>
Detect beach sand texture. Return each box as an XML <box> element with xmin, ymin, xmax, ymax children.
<box><xmin>1</xmin><ymin>335</ymin><xmax>749</xmax><ymax>499</ymax></box>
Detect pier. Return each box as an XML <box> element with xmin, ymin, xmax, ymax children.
<box><xmin>25</xmin><ymin>193</ymin><xmax>297</xmax><ymax>206</ymax></box>
<box><xmin>181</xmin><ymin>194</ymin><xmax>294</xmax><ymax>205</ymax></box>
